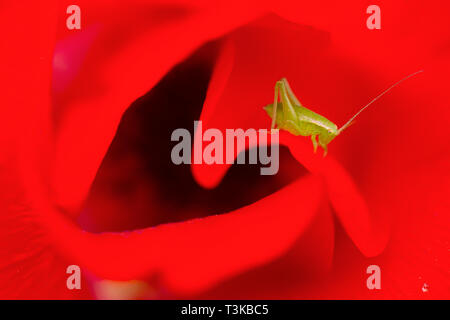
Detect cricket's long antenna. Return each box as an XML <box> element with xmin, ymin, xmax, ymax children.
<box><xmin>338</xmin><ymin>70</ymin><xmax>424</xmax><ymax>134</ymax></box>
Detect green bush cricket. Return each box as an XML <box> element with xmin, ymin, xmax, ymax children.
<box><xmin>264</xmin><ymin>70</ymin><xmax>423</xmax><ymax>156</ymax></box>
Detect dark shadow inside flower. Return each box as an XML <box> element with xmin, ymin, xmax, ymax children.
<box><xmin>77</xmin><ymin>41</ymin><xmax>307</xmax><ymax>233</ymax></box>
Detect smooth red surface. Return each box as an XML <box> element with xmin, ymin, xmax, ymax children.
<box><xmin>0</xmin><ymin>1</ymin><xmax>449</xmax><ymax>299</ymax></box>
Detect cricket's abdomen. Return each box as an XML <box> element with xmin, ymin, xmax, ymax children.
<box><xmin>263</xmin><ymin>103</ymin><xmax>337</xmax><ymax>136</ymax></box>
<box><xmin>287</xmin><ymin>120</ymin><xmax>325</xmax><ymax>136</ymax></box>
<box><xmin>295</xmin><ymin>106</ymin><xmax>337</xmax><ymax>134</ymax></box>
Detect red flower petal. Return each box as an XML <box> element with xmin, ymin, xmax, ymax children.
<box><xmin>50</xmin><ymin>1</ymin><xmax>268</xmax><ymax>211</ymax></box>
<box><xmin>2</xmin><ymin>1</ymin><xmax>449</xmax><ymax>299</ymax></box>
<box><xmin>0</xmin><ymin>3</ymin><xmax>90</xmax><ymax>299</ymax></box>
<box><xmin>196</xmin><ymin>202</ymin><xmax>335</xmax><ymax>299</ymax></box>
<box><xmin>38</xmin><ymin>174</ymin><xmax>323</xmax><ymax>294</ymax></box>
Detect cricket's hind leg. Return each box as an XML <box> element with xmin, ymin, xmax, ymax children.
<box><xmin>281</xmin><ymin>78</ymin><xmax>303</xmax><ymax>107</ymax></box>
<box><xmin>272</xmin><ymin>79</ymin><xmax>298</xmax><ymax>129</ymax></box>
<box><xmin>270</xmin><ymin>78</ymin><xmax>303</xmax><ymax>130</ymax></box>
<box><xmin>276</xmin><ymin>80</ymin><xmax>298</xmax><ymax>125</ymax></box>
<box><xmin>271</xmin><ymin>81</ymin><xmax>279</xmax><ymax>129</ymax></box>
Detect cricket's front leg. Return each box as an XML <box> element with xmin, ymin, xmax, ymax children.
<box><xmin>281</xmin><ymin>78</ymin><xmax>303</xmax><ymax>107</ymax></box>
<box><xmin>319</xmin><ymin>142</ymin><xmax>328</xmax><ymax>157</ymax></box>
<box><xmin>311</xmin><ymin>134</ymin><xmax>318</xmax><ymax>153</ymax></box>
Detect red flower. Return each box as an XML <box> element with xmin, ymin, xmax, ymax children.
<box><xmin>0</xmin><ymin>1</ymin><xmax>449</xmax><ymax>299</ymax></box>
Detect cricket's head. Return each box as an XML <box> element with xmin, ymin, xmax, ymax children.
<box><xmin>320</xmin><ymin>127</ymin><xmax>339</xmax><ymax>146</ymax></box>
<box><xmin>263</xmin><ymin>103</ymin><xmax>285</xmax><ymax>121</ymax></box>
<box><xmin>263</xmin><ymin>104</ymin><xmax>274</xmax><ymax>118</ymax></box>
<box><xmin>263</xmin><ymin>104</ymin><xmax>283</xmax><ymax>126</ymax></box>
